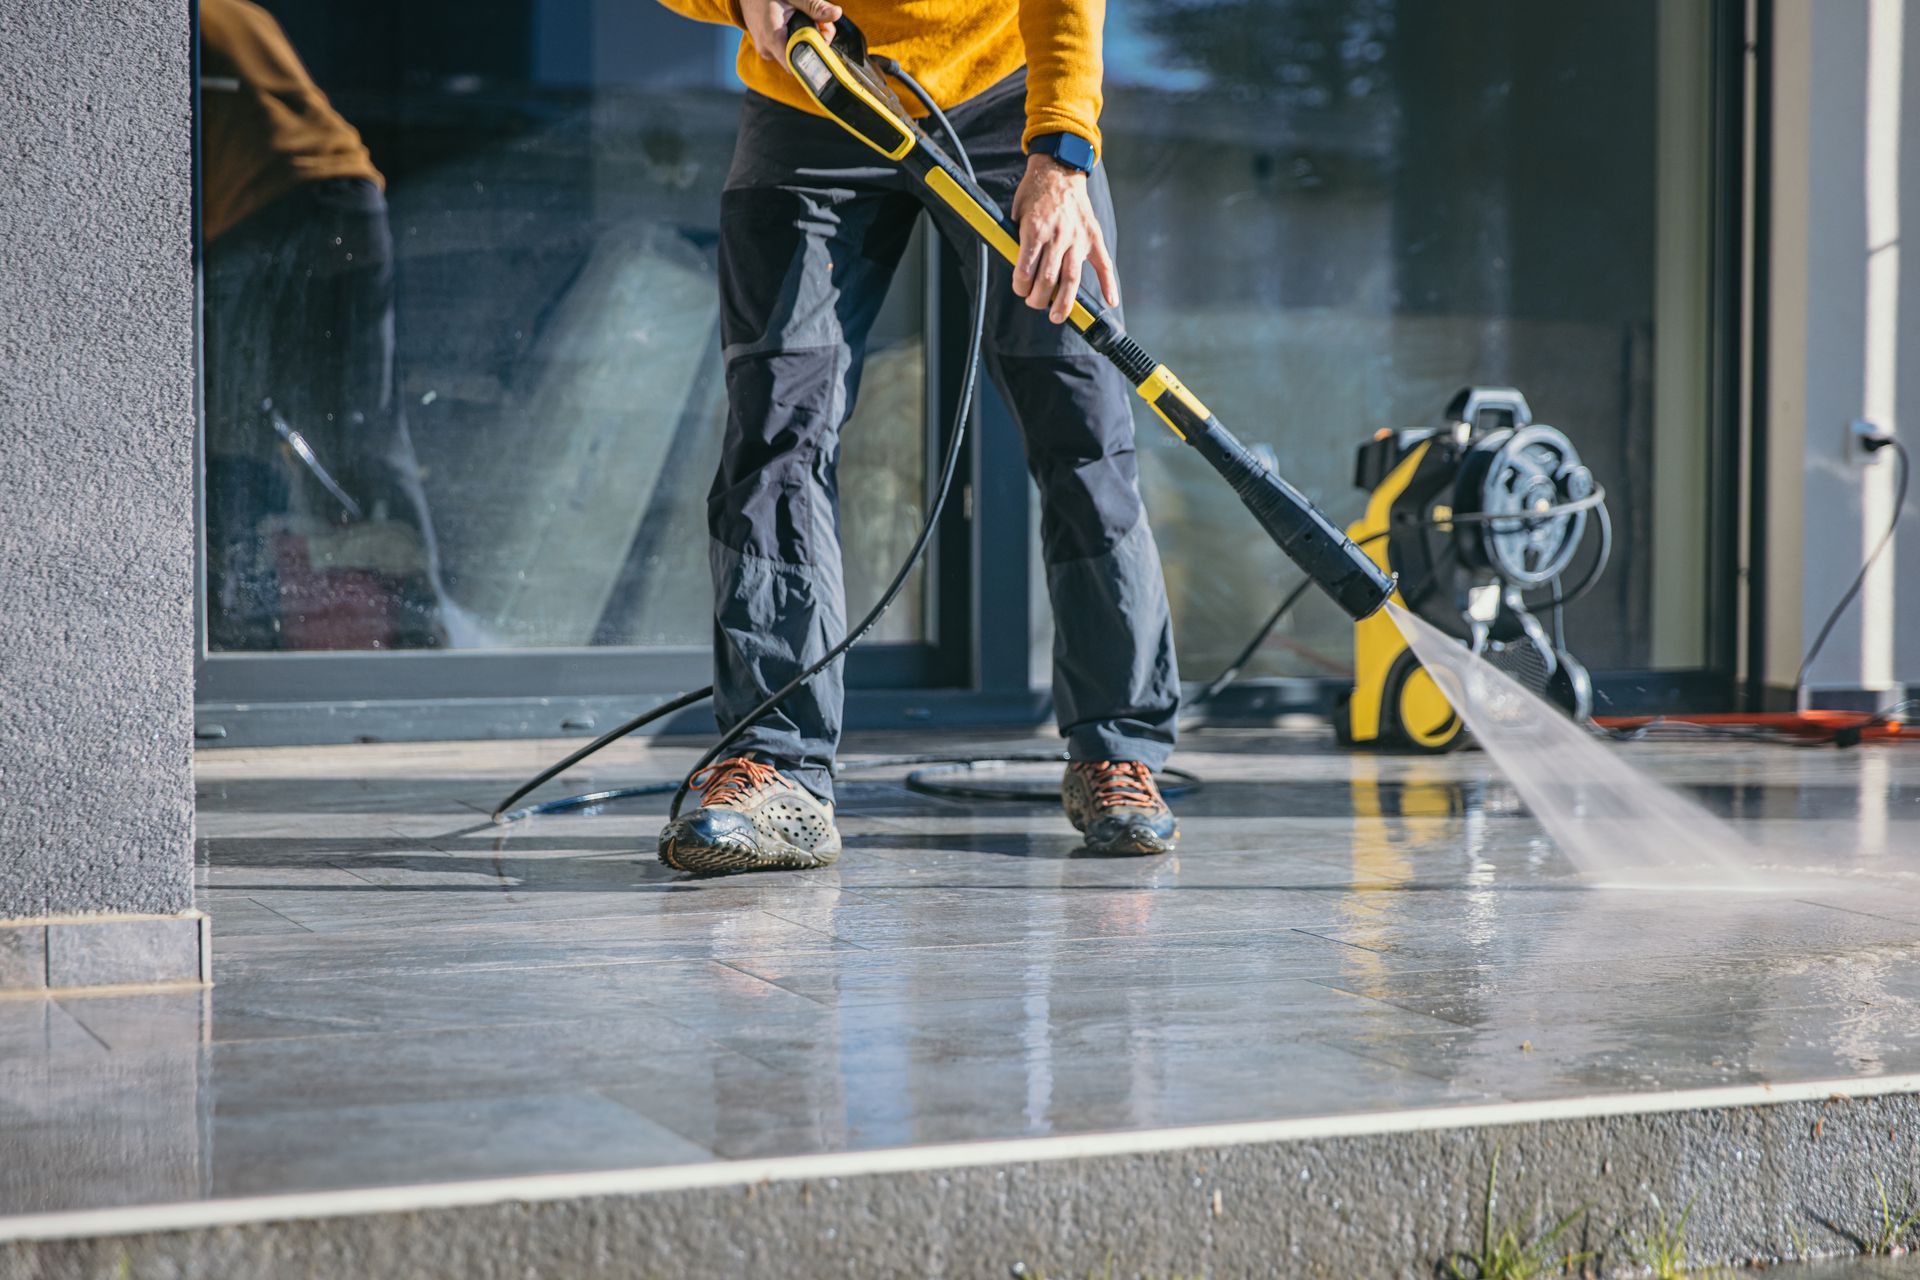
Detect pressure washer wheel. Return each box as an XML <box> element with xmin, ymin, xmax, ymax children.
<box><xmin>1544</xmin><ymin>648</ymin><xmax>1595</xmax><ymax>722</ymax></box>
<box><xmin>1380</xmin><ymin>650</ymin><xmax>1465</xmax><ymax>753</ymax></box>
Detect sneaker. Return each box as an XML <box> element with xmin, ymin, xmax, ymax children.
<box><xmin>658</xmin><ymin>757</ymin><xmax>841</xmax><ymax>875</ymax></box>
<box><xmin>1062</xmin><ymin>760</ymin><xmax>1179</xmax><ymax>855</ymax></box>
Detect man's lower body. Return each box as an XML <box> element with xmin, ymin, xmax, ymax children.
<box><xmin>202</xmin><ymin>177</ymin><xmax>445</xmax><ymax>651</ymax></box>
<box><xmin>660</xmin><ymin>74</ymin><xmax>1180</xmax><ymax>873</ymax></box>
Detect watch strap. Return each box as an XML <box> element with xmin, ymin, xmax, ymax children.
<box><xmin>1027</xmin><ymin>131</ymin><xmax>1096</xmax><ymax>174</ymax></box>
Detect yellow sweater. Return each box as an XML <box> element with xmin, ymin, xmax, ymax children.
<box><xmin>658</xmin><ymin>0</ymin><xmax>1106</xmax><ymax>158</ymax></box>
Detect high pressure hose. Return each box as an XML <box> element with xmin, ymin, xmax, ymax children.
<box><xmin>492</xmin><ymin>61</ymin><xmax>989</xmax><ymax>824</ymax></box>
<box><xmin>658</xmin><ymin>64</ymin><xmax>988</xmax><ymax>823</ymax></box>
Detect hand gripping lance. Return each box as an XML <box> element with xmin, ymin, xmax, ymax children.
<box><xmin>784</xmin><ymin>16</ymin><xmax>1394</xmax><ymax>620</ymax></box>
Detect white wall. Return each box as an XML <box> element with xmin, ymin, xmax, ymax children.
<box><xmin>1765</xmin><ymin>0</ymin><xmax>1918</xmax><ymax>701</ymax></box>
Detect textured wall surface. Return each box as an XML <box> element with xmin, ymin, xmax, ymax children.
<box><xmin>0</xmin><ymin>0</ymin><xmax>196</xmax><ymax>916</ymax></box>
<box><xmin>4</xmin><ymin>1091</ymin><xmax>1918</xmax><ymax>1278</ymax></box>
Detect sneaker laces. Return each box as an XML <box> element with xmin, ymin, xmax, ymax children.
<box><xmin>1075</xmin><ymin>760</ymin><xmax>1161</xmax><ymax>810</ymax></box>
<box><xmin>688</xmin><ymin>757</ymin><xmax>786</xmax><ymax>807</ymax></box>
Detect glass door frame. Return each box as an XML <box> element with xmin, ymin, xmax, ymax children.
<box><xmin>194</xmin><ymin>0</ymin><xmax>1757</xmax><ymax>746</ymax></box>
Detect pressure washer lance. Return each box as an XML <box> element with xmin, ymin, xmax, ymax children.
<box><xmin>784</xmin><ymin>14</ymin><xmax>1394</xmax><ymax>620</ymax></box>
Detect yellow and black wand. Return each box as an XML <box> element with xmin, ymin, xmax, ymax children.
<box><xmin>785</xmin><ymin>15</ymin><xmax>1393</xmax><ymax>621</ymax></box>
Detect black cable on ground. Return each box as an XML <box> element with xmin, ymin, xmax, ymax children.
<box><xmin>499</xmin><ymin>412</ymin><xmax>1620</xmax><ymax>819</ymax></box>
<box><xmin>1609</xmin><ymin>440</ymin><xmax>1910</xmax><ymax>748</ymax></box>
<box><xmin>903</xmin><ymin>760</ymin><xmax>1204</xmax><ymax>802</ymax></box>
<box><xmin>491</xmin><ymin>685</ymin><xmax>714</xmax><ymax>821</ymax></box>
<box><xmin>1193</xmin><ymin>580</ymin><xmax>1317</xmax><ymax>708</ymax></box>
<box><xmin>1795</xmin><ymin>438</ymin><xmax>1910</xmax><ymax>693</ymax></box>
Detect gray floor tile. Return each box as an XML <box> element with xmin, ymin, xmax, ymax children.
<box><xmin>0</xmin><ymin>1047</ymin><xmax>207</xmax><ymax>1214</ymax></box>
<box><xmin>205</xmin><ymin>959</ymin><xmax>808</xmax><ymax>1043</ymax></box>
<box><xmin>720</xmin><ymin>929</ymin><xmax>1384</xmax><ymax>1007</ymax></box>
<box><xmin>196</xmin><ymin>894</ymin><xmax>312</xmax><ymax>937</ymax></box>
<box><xmin>210</xmin><ymin>909</ymin><xmax>850</xmax><ymax>982</ymax></box>
<box><xmin>57</xmin><ymin>990</ymin><xmax>209</xmax><ymax>1052</ymax></box>
<box><xmin>209</xmin><ymin>1090</ymin><xmax>713</xmax><ymax>1196</ymax></box>
<box><xmin>199</xmin><ymin>1019</ymin><xmax>742</xmax><ymax>1114</ymax></box>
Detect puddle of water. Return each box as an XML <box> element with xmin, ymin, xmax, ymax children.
<box><xmin>1387</xmin><ymin>602</ymin><xmax>1771</xmax><ymax>890</ymax></box>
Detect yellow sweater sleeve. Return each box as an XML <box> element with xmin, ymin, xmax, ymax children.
<box><xmin>1018</xmin><ymin>0</ymin><xmax>1106</xmax><ymax>160</ymax></box>
<box><xmin>654</xmin><ymin>0</ymin><xmax>743</xmax><ymax>27</ymax></box>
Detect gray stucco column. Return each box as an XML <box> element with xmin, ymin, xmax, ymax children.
<box><xmin>0</xmin><ymin>0</ymin><xmax>204</xmax><ymax>987</ymax></box>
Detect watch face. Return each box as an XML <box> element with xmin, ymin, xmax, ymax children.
<box><xmin>1043</xmin><ymin>134</ymin><xmax>1095</xmax><ymax>171</ymax></box>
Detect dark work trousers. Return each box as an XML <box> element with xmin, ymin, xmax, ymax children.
<box><xmin>713</xmin><ymin>72</ymin><xmax>1180</xmax><ymax>803</ymax></box>
<box><xmin>202</xmin><ymin>177</ymin><xmax>443</xmax><ymax>649</ymax></box>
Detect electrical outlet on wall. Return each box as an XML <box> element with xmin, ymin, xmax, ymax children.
<box><xmin>1850</xmin><ymin>419</ymin><xmax>1896</xmax><ymax>462</ymax></box>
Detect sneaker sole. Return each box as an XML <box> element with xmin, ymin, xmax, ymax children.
<box><xmin>658</xmin><ymin>828</ymin><xmax>841</xmax><ymax>876</ymax></box>
<box><xmin>1063</xmin><ymin>788</ymin><xmax>1176</xmax><ymax>856</ymax></box>
<box><xmin>1082</xmin><ymin>828</ymin><xmax>1179</xmax><ymax>857</ymax></box>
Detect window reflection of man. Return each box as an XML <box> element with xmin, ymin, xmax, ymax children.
<box><xmin>199</xmin><ymin>0</ymin><xmax>444</xmax><ymax>651</ymax></box>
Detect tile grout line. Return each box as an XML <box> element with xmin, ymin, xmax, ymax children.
<box><xmin>247</xmin><ymin>898</ymin><xmax>315</xmax><ymax>934</ymax></box>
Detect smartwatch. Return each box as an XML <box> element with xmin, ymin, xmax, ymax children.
<box><xmin>1027</xmin><ymin>131</ymin><xmax>1097</xmax><ymax>174</ymax></box>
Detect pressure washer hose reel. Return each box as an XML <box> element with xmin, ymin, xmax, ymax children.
<box><xmin>1338</xmin><ymin>387</ymin><xmax>1611</xmax><ymax>752</ymax></box>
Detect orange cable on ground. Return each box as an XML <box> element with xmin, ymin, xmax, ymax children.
<box><xmin>1594</xmin><ymin>711</ymin><xmax>1908</xmax><ymax>744</ymax></box>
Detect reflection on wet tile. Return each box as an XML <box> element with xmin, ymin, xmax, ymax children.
<box><xmin>199</xmin><ymin>1018</ymin><xmax>730</xmax><ymax>1114</ymax></box>
<box><xmin>1326</xmin><ymin>1000</ymin><xmax>1920</xmax><ymax>1097</ymax></box>
<box><xmin>5</xmin><ymin>730</ymin><xmax>1920</xmax><ymax>1219</ymax></box>
<box><xmin>206</xmin><ymin>959</ymin><xmax>814</xmax><ymax>1043</ymax></box>
<box><xmin>0</xmin><ymin>997</ymin><xmax>105</xmax><ymax>1062</ymax></box>
<box><xmin>212</xmin><ymin>910</ymin><xmax>848</xmax><ymax>982</ymax></box>
<box><xmin>686</xmin><ymin>978</ymin><xmax>1460</xmax><ymax>1087</ymax></box>
<box><xmin>58</xmin><ymin>989</ymin><xmax>209</xmax><ymax>1052</ymax></box>
<box><xmin>724</xmin><ymin>930</ymin><xmax>1384</xmax><ymax>1007</ymax></box>
<box><xmin>210</xmin><ymin>1091</ymin><xmax>712</xmax><ymax>1196</ymax></box>
<box><xmin>0</xmin><ymin>1046</ymin><xmax>206</xmax><ymax>1214</ymax></box>
<box><xmin>763</xmin><ymin>886</ymin><xmax>1378</xmax><ymax>948</ymax></box>
<box><xmin>604</xmin><ymin>1033</ymin><xmax>1489</xmax><ymax>1158</ymax></box>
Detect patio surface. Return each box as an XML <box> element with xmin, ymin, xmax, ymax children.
<box><xmin>5</xmin><ymin>725</ymin><xmax>1920</xmax><ymax>1220</ymax></box>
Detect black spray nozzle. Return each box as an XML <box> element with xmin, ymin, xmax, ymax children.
<box><xmin>1184</xmin><ymin>419</ymin><xmax>1395</xmax><ymax>620</ymax></box>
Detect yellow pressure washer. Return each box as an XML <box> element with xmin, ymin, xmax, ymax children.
<box><xmin>1335</xmin><ymin>387</ymin><xmax>1611</xmax><ymax>752</ymax></box>
<box><xmin>784</xmin><ymin>15</ymin><xmax>1394</xmax><ymax>623</ymax></box>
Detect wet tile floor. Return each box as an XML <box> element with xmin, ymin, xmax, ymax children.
<box><xmin>5</xmin><ymin>727</ymin><xmax>1920</xmax><ymax>1217</ymax></box>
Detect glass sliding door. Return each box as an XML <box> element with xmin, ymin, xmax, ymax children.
<box><xmin>1100</xmin><ymin>0</ymin><xmax>1731</xmax><ymax>689</ymax></box>
<box><xmin>196</xmin><ymin>0</ymin><xmax>1743</xmax><ymax>744</ymax></box>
